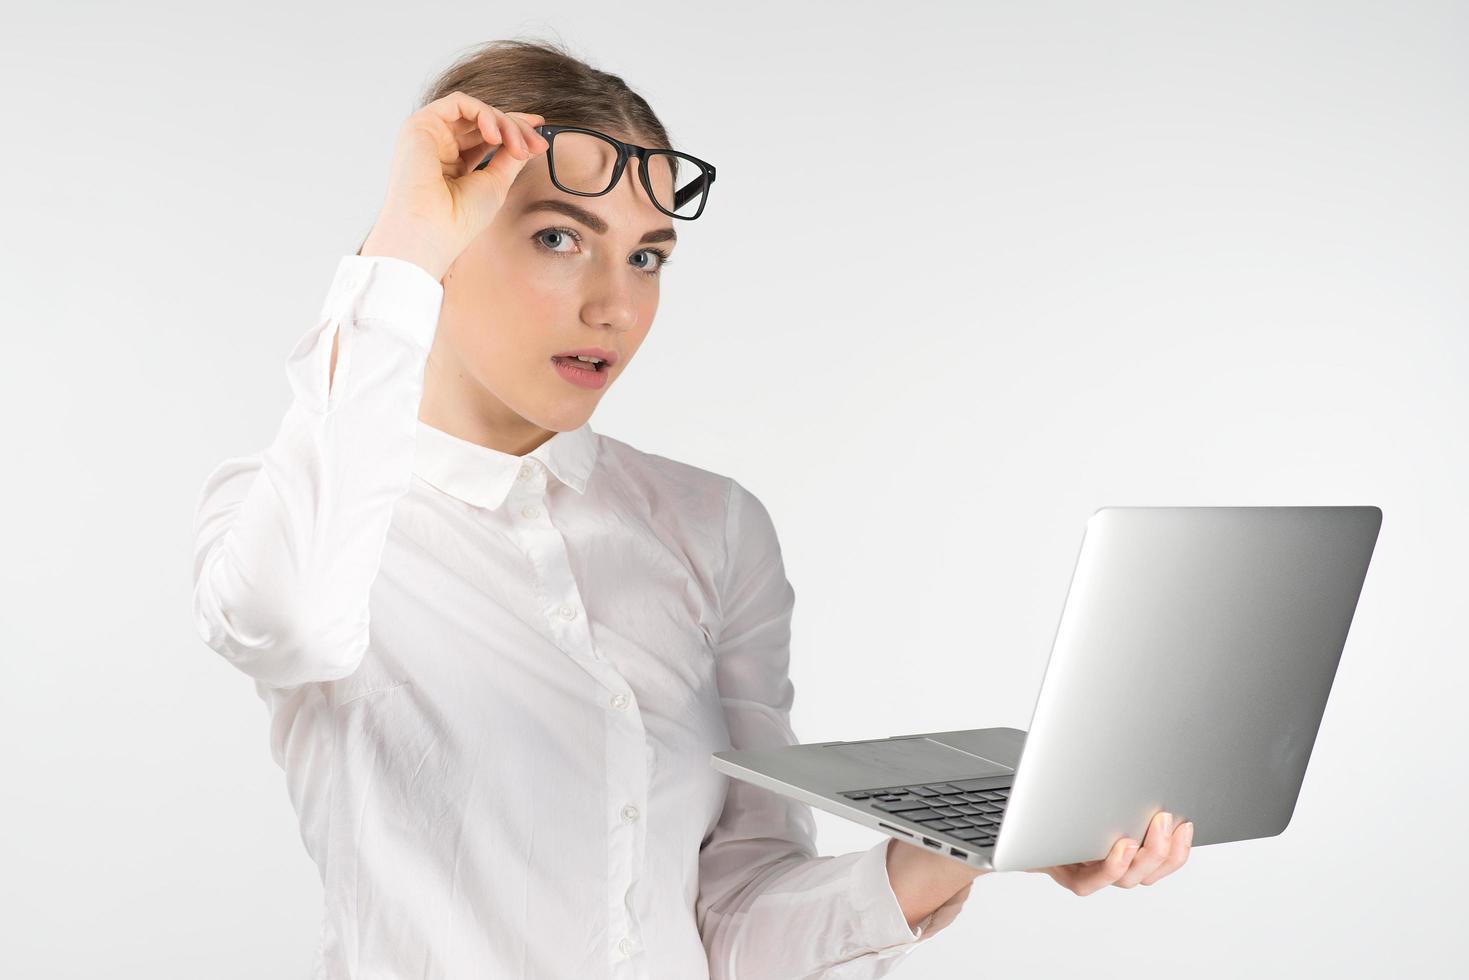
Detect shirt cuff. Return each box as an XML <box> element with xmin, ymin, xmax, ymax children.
<box><xmin>847</xmin><ymin>837</ymin><xmax>972</xmax><ymax>958</ymax></box>
<box><xmin>319</xmin><ymin>253</ymin><xmax>444</xmax><ymax>351</ymax></box>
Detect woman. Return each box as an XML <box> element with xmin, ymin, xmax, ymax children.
<box><xmin>191</xmin><ymin>38</ymin><xmax>1192</xmax><ymax>979</ymax></box>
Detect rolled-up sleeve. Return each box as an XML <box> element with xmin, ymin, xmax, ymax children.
<box><xmin>698</xmin><ymin>479</ymin><xmax>970</xmax><ymax>979</ymax></box>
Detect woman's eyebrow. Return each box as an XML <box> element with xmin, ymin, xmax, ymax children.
<box><xmin>519</xmin><ymin>199</ymin><xmax>676</xmax><ymax>245</ymax></box>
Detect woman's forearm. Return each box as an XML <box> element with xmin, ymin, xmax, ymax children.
<box><xmin>884</xmin><ymin>838</ymin><xmax>988</xmax><ymax>930</ymax></box>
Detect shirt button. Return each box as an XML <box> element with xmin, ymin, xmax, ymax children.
<box><xmin>517</xmin><ymin>463</ymin><xmax>534</xmax><ymax>480</ymax></box>
<box><xmin>621</xmin><ymin>804</ymin><xmax>640</xmax><ymax>823</ymax></box>
<box><xmin>557</xmin><ymin>603</ymin><xmax>577</xmax><ymax>620</ymax></box>
<box><xmin>618</xmin><ymin>936</ymin><xmax>635</xmax><ymax>956</ymax></box>
<box><xmin>521</xmin><ymin>504</ymin><xmax>542</xmax><ymax>519</ymax></box>
<box><xmin>610</xmin><ymin>693</ymin><xmax>630</xmax><ymax>710</ymax></box>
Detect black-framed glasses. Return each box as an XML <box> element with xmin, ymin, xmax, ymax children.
<box><xmin>474</xmin><ymin>124</ymin><xmax>716</xmax><ymax>221</ymax></box>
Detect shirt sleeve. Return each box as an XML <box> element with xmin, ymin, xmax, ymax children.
<box><xmin>190</xmin><ymin>253</ymin><xmax>444</xmax><ymax>689</ymax></box>
<box><xmin>697</xmin><ymin>479</ymin><xmax>971</xmax><ymax>979</ymax></box>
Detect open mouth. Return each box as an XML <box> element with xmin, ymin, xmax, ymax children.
<box><xmin>550</xmin><ymin>354</ymin><xmax>607</xmax><ymax>373</ymax></box>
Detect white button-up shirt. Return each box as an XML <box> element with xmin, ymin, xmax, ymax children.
<box><xmin>190</xmin><ymin>254</ymin><xmax>969</xmax><ymax>979</ymax></box>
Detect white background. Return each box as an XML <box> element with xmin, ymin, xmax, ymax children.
<box><xmin>2</xmin><ymin>1</ymin><xmax>1464</xmax><ymax>976</ymax></box>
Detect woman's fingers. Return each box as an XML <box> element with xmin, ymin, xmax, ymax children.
<box><xmin>509</xmin><ymin>112</ymin><xmax>548</xmax><ymax>152</ymax></box>
<box><xmin>1115</xmin><ymin>811</ymin><xmax>1176</xmax><ymax>888</ymax></box>
<box><xmin>460</xmin><ymin>104</ymin><xmax>521</xmax><ymax>159</ymax></box>
<box><xmin>491</xmin><ymin>106</ymin><xmax>529</xmax><ymax>157</ymax></box>
<box><xmin>420</xmin><ymin>93</ymin><xmax>492</xmax><ymax>165</ymax></box>
<box><xmin>453</xmin><ymin>111</ymin><xmax>546</xmax><ymax>173</ymax></box>
<box><xmin>448</xmin><ymin>115</ymin><xmax>493</xmax><ymax>150</ymax></box>
<box><xmin>364</xmin><ymin>91</ymin><xmax>548</xmax><ymax>281</ymax></box>
<box><xmin>1034</xmin><ymin>812</ymin><xmax>1195</xmax><ymax>895</ymax></box>
<box><xmin>421</xmin><ymin>93</ymin><xmax>533</xmax><ymax>165</ymax></box>
<box><xmin>1139</xmin><ymin>820</ymin><xmax>1194</xmax><ymax>886</ymax></box>
<box><xmin>1052</xmin><ymin>836</ymin><xmax>1138</xmax><ymax>896</ymax></box>
<box><xmin>488</xmin><ymin>108</ymin><xmax>546</xmax><ymax>158</ymax></box>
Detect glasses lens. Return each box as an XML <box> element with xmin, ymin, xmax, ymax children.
<box><xmin>541</xmin><ymin>131</ymin><xmax>711</xmax><ymax>218</ymax></box>
<box><xmin>642</xmin><ymin>151</ymin><xmax>709</xmax><ymax>218</ymax></box>
<box><xmin>546</xmin><ymin>130</ymin><xmax>622</xmax><ymax>194</ymax></box>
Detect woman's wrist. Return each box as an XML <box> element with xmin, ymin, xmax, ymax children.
<box><xmin>360</xmin><ymin>221</ymin><xmax>452</xmax><ymax>283</ymax></box>
<box><xmin>884</xmin><ymin>838</ymin><xmax>987</xmax><ymax>931</ymax></box>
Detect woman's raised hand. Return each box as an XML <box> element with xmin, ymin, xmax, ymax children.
<box><xmin>1028</xmin><ymin>808</ymin><xmax>1194</xmax><ymax>896</ymax></box>
<box><xmin>360</xmin><ymin>91</ymin><xmax>549</xmax><ymax>281</ymax></box>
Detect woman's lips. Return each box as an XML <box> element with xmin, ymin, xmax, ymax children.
<box><xmin>551</xmin><ymin>355</ymin><xmax>608</xmax><ymax>390</ymax></box>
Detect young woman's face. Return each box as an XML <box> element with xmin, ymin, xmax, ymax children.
<box><xmin>431</xmin><ymin>131</ymin><xmax>678</xmax><ymax>434</ymax></box>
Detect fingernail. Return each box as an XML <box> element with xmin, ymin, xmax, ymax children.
<box><xmin>1161</xmin><ymin>811</ymin><xmax>1174</xmax><ymax>835</ymax></box>
<box><xmin>1183</xmin><ymin>821</ymin><xmax>1195</xmax><ymax>841</ymax></box>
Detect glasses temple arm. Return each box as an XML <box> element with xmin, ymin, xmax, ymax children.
<box><xmin>673</xmin><ymin>169</ymin><xmax>713</xmax><ymax>209</ymax></box>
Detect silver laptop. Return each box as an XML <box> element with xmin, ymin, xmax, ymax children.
<box><xmin>711</xmin><ymin>506</ymin><xmax>1381</xmax><ymax>871</ymax></box>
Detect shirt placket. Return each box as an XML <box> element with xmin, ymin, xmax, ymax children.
<box><xmin>508</xmin><ymin>458</ymin><xmax>650</xmax><ymax>978</ymax></box>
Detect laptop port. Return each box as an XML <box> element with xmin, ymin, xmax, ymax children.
<box><xmin>950</xmin><ymin>847</ymin><xmax>968</xmax><ymax>859</ymax></box>
<box><xmin>922</xmin><ymin>837</ymin><xmax>941</xmax><ymax>849</ymax></box>
<box><xmin>877</xmin><ymin>822</ymin><xmax>913</xmax><ymax>837</ymax></box>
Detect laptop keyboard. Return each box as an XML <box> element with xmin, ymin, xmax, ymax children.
<box><xmin>839</xmin><ymin>778</ymin><xmax>1010</xmax><ymax>848</ymax></box>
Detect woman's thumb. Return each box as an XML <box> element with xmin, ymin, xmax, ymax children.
<box><xmin>457</xmin><ymin>146</ymin><xmax>533</xmax><ymax>219</ymax></box>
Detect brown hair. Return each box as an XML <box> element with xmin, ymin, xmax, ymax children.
<box><xmin>356</xmin><ymin>37</ymin><xmax>674</xmax><ymax>255</ymax></box>
<box><xmin>423</xmin><ymin>36</ymin><xmax>673</xmax><ymax>148</ymax></box>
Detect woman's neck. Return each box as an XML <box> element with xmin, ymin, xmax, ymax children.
<box><xmin>418</xmin><ymin>383</ymin><xmax>555</xmax><ymax>458</ymax></box>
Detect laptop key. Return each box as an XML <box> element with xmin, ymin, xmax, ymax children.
<box><xmin>952</xmin><ymin>828</ymin><xmax>990</xmax><ymax>842</ymax></box>
<box><xmin>841</xmin><ymin>791</ymin><xmax>872</xmax><ymax>800</ymax></box>
<box><xmin>872</xmin><ymin>799</ymin><xmax>931</xmax><ymax>813</ymax></box>
<box><xmin>947</xmin><ymin>778</ymin><xmax>1007</xmax><ymax>792</ymax></box>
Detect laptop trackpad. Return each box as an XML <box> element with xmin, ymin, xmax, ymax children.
<box><xmin>826</xmin><ymin>737</ymin><xmax>1013</xmax><ymax>784</ymax></box>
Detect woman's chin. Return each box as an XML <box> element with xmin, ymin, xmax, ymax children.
<box><xmin>515</xmin><ymin>395</ymin><xmax>598</xmax><ymax>433</ymax></box>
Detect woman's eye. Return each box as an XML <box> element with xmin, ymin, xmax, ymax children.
<box><xmin>533</xmin><ymin>226</ymin><xmax>671</xmax><ymax>278</ymax></box>
<box><xmin>534</xmin><ymin>228</ymin><xmax>578</xmax><ymax>253</ymax></box>
<box><xmin>630</xmin><ymin>249</ymin><xmax>672</xmax><ymax>277</ymax></box>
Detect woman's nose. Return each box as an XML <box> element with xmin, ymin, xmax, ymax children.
<box><xmin>581</xmin><ymin>273</ymin><xmax>639</xmax><ymax>333</ymax></box>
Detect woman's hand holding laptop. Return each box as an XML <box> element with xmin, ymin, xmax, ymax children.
<box><xmin>1027</xmin><ymin>807</ymin><xmax>1195</xmax><ymax>895</ymax></box>
<box><xmin>887</xmin><ymin>808</ymin><xmax>1194</xmax><ymax>927</ymax></box>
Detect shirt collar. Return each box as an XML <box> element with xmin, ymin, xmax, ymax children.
<box><xmin>412</xmin><ymin>418</ymin><xmax>600</xmax><ymax>510</ymax></box>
